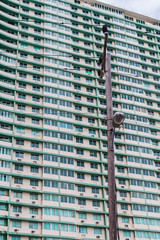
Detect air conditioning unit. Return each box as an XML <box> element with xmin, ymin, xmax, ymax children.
<box><xmin>33</xmin><ymin>161</ymin><xmax>37</xmax><ymax>163</ymax></box>
<box><xmin>122</xmin><ymin>198</ymin><xmax>126</xmax><ymax>201</ymax></box>
<box><xmin>14</xmin><ymin>229</ymin><xmax>18</xmax><ymax>232</ymax></box>
<box><xmin>125</xmin><ymin>224</ymin><xmax>128</xmax><ymax>227</ymax></box>
<box><xmin>32</xmin><ymin>201</ymin><xmax>35</xmax><ymax>204</ymax></box>
<box><xmin>16</xmin><ymin>214</ymin><xmax>19</xmax><ymax>217</ymax></box>
<box><xmin>17</xmin><ymin>159</ymin><xmax>22</xmax><ymax>161</ymax></box>
<box><xmin>80</xmin><ymin>193</ymin><xmax>83</xmax><ymax>196</ymax></box>
<box><xmin>123</xmin><ymin>211</ymin><xmax>127</xmax><ymax>214</ymax></box>
<box><xmin>16</xmin><ymin>199</ymin><xmax>19</xmax><ymax>202</ymax></box>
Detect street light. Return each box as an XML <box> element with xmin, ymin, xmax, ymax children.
<box><xmin>99</xmin><ymin>25</ymin><xmax>125</xmax><ymax>240</ymax></box>
<box><xmin>102</xmin><ymin>24</ymin><xmax>109</xmax><ymax>35</ymax></box>
<box><xmin>112</xmin><ymin>112</ymin><xmax>125</xmax><ymax>128</ymax></box>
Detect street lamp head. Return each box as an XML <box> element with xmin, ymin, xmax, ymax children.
<box><xmin>102</xmin><ymin>25</ymin><xmax>108</xmax><ymax>35</ymax></box>
<box><xmin>112</xmin><ymin>112</ymin><xmax>125</xmax><ymax>128</ymax></box>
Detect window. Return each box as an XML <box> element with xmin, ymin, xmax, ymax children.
<box><xmin>30</xmin><ymin>167</ymin><xmax>39</xmax><ymax>173</ymax></box>
<box><xmin>32</xmin><ymin>96</ymin><xmax>40</xmax><ymax>102</ymax></box>
<box><xmin>76</xmin><ymin>149</ymin><xmax>84</xmax><ymax>155</ymax></box>
<box><xmin>29</xmin><ymin>222</ymin><xmax>38</xmax><ymax>229</ymax></box>
<box><xmin>120</xmin><ymin>192</ymin><xmax>127</xmax><ymax>197</ymax></box>
<box><xmin>122</xmin><ymin>217</ymin><xmax>129</xmax><ymax>223</ymax></box>
<box><xmin>79</xmin><ymin>213</ymin><xmax>87</xmax><ymax>219</ymax></box>
<box><xmin>15</xmin><ymin>165</ymin><xmax>23</xmax><ymax>171</ymax></box>
<box><xmin>14</xmin><ymin>192</ymin><xmax>22</xmax><ymax>198</ymax></box>
<box><xmin>29</xmin><ymin>208</ymin><xmax>38</xmax><ymax>214</ymax></box>
<box><xmin>33</xmin><ymin>76</ymin><xmax>40</xmax><ymax>81</ymax></box>
<box><xmin>77</xmin><ymin>161</ymin><xmax>84</xmax><ymax>167</ymax></box>
<box><xmin>75</xmin><ymin>105</ymin><xmax>81</xmax><ymax>110</ymax></box>
<box><xmin>92</xmin><ymin>200</ymin><xmax>100</xmax><ymax>207</ymax></box>
<box><xmin>91</xmin><ymin>163</ymin><xmax>98</xmax><ymax>169</ymax></box>
<box><xmin>32</xmin><ymin>119</ymin><xmax>39</xmax><ymax>124</ymax></box>
<box><xmin>78</xmin><ymin>186</ymin><xmax>85</xmax><ymax>192</ymax></box>
<box><xmin>76</xmin><ymin>138</ymin><xmax>83</xmax><ymax>143</ymax></box>
<box><xmin>75</xmin><ymin>116</ymin><xmax>82</xmax><ymax>121</ymax></box>
<box><xmin>30</xmin><ymin>193</ymin><xmax>38</xmax><ymax>200</ymax></box>
<box><xmin>91</xmin><ymin>175</ymin><xmax>98</xmax><ymax>181</ymax></box>
<box><xmin>88</xmin><ymin>108</ymin><xmax>94</xmax><ymax>113</ymax></box>
<box><xmin>121</xmin><ymin>204</ymin><xmax>128</xmax><ymax>210</ymax></box>
<box><xmin>123</xmin><ymin>231</ymin><xmax>131</xmax><ymax>237</ymax></box>
<box><xmin>12</xmin><ymin>221</ymin><xmax>21</xmax><ymax>228</ymax></box>
<box><xmin>31</xmin><ymin>154</ymin><xmax>39</xmax><ymax>161</ymax></box>
<box><xmin>14</xmin><ymin>178</ymin><xmax>23</xmax><ymax>184</ymax></box>
<box><xmin>77</xmin><ymin>173</ymin><xmax>85</xmax><ymax>179</ymax></box>
<box><xmin>119</xmin><ymin>179</ymin><xmax>126</xmax><ymax>185</ymax></box>
<box><xmin>16</xmin><ymin>139</ymin><xmax>24</xmax><ymax>145</ymax></box>
<box><xmin>31</xmin><ymin>142</ymin><xmax>39</xmax><ymax>148</ymax></box>
<box><xmin>17</xmin><ymin>128</ymin><xmax>25</xmax><ymax>133</ymax></box>
<box><xmin>90</xmin><ymin>151</ymin><xmax>97</xmax><ymax>157</ymax></box>
<box><xmin>118</xmin><ymin>167</ymin><xmax>125</xmax><ymax>173</ymax></box>
<box><xmin>18</xmin><ymin>105</ymin><xmax>25</xmax><ymax>110</ymax></box>
<box><xmin>92</xmin><ymin>188</ymin><xmax>99</xmax><ymax>194</ymax></box>
<box><xmin>33</xmin><ymin>86</ymin><xmax>40</xmax><ymax>92</ymax></box>
<box><xmin>13</xmin><ymin>206</ymin><xmax>22</xmax><ymax>213</ymax></box>
<box><xmin>88</xmin><ymin>118</ymin><xmax>95</xmax><ymax>124</ymax></box>
<box><xmin>17</xmin><ymin>116</ymin><xmax>25</xmax><ymax>122</ymax></box>
<box><xmin>89</xmin><ymin>140</ymin><xmax>96</xmax><ymax>146</ymax></box>
<box><xmin>79</xmin><ymin>227</ymin><xmax>87</xmax><ymax>233</ymax></box>
<box><xmin>89</xmin><ymin>129</ymin><xmax>95</xmax><ymax>134</ymax></box>
<box><xmin>75</xmin><ymin>95</ymin><xmax>81</xmax><ymax>101</ymax></box>
<box><xmin>19</xmin><ymin>83</ymin><xmax>26</xmax><ymax>88</ymax></box>
<box><xmin>18</xmin><ymin>93</ymin><xmax>26</xmax><ymax>99</ymax></box>
<box><xmin>93</xmin><ymin>214</ymin><xmax>101</xmax><ymax>220</ymax></box>
<box><xmin>94</xmin><ymin>228</ymin><xmax>102</xmax><ymax>234</ymax></box>
<box><xmin>31</xmin><ymin>130</ymin><xmax>39</xmax><ymax>136</ymax></box>
<box><xmin>12</xmin><ymin>237</ymin><xmax>21</xmax><ymax>240</ymax></box>
<box><xmin>78</xmin><ymin>199</ymin><xmax>86</xmax><ymax>205</ymax></box>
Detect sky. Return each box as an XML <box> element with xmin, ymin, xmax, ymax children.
<box><xmin>98</xmin><ymin>0</ymin><xmax>160</xmax><ymax>20</ymax></box>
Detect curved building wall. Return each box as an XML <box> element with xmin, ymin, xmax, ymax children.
<box><xmin>0</xmin><ymin>0</ymin><xmax>160</xmax><ymax>240</ymax></box>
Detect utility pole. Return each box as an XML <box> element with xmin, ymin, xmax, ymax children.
<box><xmin>98</xmin><ymin>25</ymin><xmax>125</xmax><ymax>240</ymax></box>
<box><xmin>105</xmin><ymin>52</ymin><xmax>118</xmax><ymax>240</ymax></box>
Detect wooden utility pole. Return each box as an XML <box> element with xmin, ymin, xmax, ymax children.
<box><xmin>100</xmin><ymin>25</ymin><xmax>118</xmax><ymax>240</ymax></box>
<box><xmin>104</xmin><ymin>52</ymin><xmax>118</xmax><ymax>240</ymax></box>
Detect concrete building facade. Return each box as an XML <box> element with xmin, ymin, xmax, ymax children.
<box><xmin>0</xmin><ymin>0</ymin><xmax>160</xmax><ymax>239</ymax></box>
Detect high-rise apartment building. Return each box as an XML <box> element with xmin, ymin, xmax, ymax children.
<box><xmin>0</xmin><ymin>0</ymin><xmax>160</xmax><ymax>239</ymax></box>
